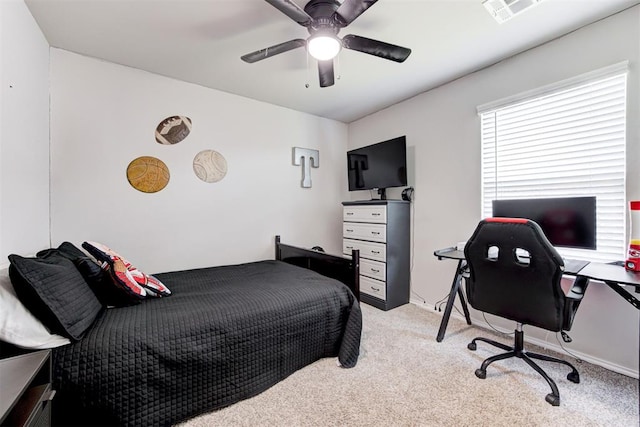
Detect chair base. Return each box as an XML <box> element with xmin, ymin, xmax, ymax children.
<box><xmin>467</xmin><ymin>327</ymin><xmax>579</xmax><ymax>406</ymax></box>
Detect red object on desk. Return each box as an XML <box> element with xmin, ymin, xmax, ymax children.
<box><xmin>626</xmin><ymin>201</ymin><xmax>640</xmax><ymax>272</ymax></box>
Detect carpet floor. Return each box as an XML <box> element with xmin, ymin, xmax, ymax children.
<box><xmin>179</xmin><ymin>303</ymin><xmax>639</xmax><ymax>426</ymax></box>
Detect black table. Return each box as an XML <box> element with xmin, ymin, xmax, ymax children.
<box><xmin>433</xmin><ymin>247</ymin><xmax>640</xmax><ymax>342</ymax></box>
<box><xmin>433</xmin><ymin>247</ymin><xmax>471</xmax><ymax>342</ymax></box>
<box><xmin>574</xmin><ymin>262</ymin><xmax>640</xmax><ymax>309</ymax></box>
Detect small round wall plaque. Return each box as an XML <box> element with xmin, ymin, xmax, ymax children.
<box><xmin>126</xmin><ymin>156</ymin><xmax>170</xmax><ymax>193</ymax></box>
<box><xmin>155</xmin><ymin>116</ymin><xmax>192</xmax><ymax>145</ymax></box>
<box><xmin>193</xmin><ymin>150</ymin><xmax>227</xmax><ymax>183</ymax></box>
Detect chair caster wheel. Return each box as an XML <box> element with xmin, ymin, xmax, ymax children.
<box><xmin>567</xmin><ymin>371</ymin><xmax>580</xmax><ymax>383</ymax></box>
<box><xmin>467</xmin><ymin>342</ymin><xmax>477</xmax><ymax>351</ymax></box>
<box><xmin>474</xmin><ymin>369</ymin><xmax>486</xmax><ymax>379</ymax></box>
<box><xmin>545</xmin><ymin>393</ymin><xmax>560</xmax><ymax>406</ymax></box>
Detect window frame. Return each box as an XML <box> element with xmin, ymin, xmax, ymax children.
<box><xmin>477</xmin><ymin>62</ymin><xmax>629</xmax><ymax>262</ymax></box>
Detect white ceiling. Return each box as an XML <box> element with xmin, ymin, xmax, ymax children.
<box><xmin>25</xmin><ymin>0</ymin><xmax>639</xmax><ymax>123</ymax></box>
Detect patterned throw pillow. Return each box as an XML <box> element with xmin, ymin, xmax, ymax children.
<box><xmin>82</xmin><ymin>242</ymin><xmax>171</xmax><ymax>300</ymax></box>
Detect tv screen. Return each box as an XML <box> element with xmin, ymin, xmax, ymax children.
<box><xmin>347</xmin><ymin>136</ymin><xmax>407</xmax><ymax>193</ymax></box>
<box><xmin>492</xmin><ymin>196</ymin><xmax>597</xmax><ymax>250</ymax></box>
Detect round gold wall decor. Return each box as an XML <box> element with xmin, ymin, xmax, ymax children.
<box><xmin>193</xmin><ymin>150</ymin><xmax>227</xmax><ymax>183</ymax></box>
<box><xmin>126</xmin><ymin>156</ymin><xmax>170</xmax><ymax>193</ymax></box>
<box><xmin>155</xmin><ymin>116</ymin><xmax>192</xmax><ymax>145</ymax></box>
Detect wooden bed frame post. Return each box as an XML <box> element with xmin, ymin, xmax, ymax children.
<box><xmin>351</xmin><ymin>249</ymin><xmax>360</xmax><ymax>298</ymax></box>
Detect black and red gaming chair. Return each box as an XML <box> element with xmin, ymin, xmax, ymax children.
<box><xmin>463</xmin><ymin>217</ymin><xmax>587</xmax><ymax>406</ymax></box>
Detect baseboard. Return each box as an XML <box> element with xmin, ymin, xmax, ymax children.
<box><xmin>409</xmin><ymin>298</ymin><xmax>639</xmax><ymax>379</ymax></box>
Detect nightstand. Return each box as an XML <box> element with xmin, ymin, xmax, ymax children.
<box><xmin>0</xmin><ymin>350</ymin><xmax>54</xmax><ymax>427</ymax></box>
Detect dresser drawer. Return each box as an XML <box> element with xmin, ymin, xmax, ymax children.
<box><xmin>343</xmin><ymin>239</ymin><xmax>386</xmax><ymax>262</ymax></box>
<box><xmin>360</xmin><ymin>276</ymin><xmax>386</xmax><ymax>300</ymax></box>
<box><xmin>360</xmin><ymin>258</ymin><xmax>386</xmax><ymax>281</ymax></box>
<box><xmin>343</xmin><ymin>222</ymin><xmax>386</xmax><ymax>243</ymax></box>
<box><xmin>343</xmin><ymin>205</ymin><xmax>387</xmax><ymax>224</ymax></box>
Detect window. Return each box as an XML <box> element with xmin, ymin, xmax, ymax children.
<box><xmin>478</xmin><ymin>63</ymin><xmax>628</xmax><ymax>262</ymax></box>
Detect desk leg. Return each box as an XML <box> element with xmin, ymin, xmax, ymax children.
<box><xmin>437</xmin><ymin>260</ymin><xmax>466</xmax><ymax>342</ymax></box>
<box><xmin>604</xmin><ymin>281</ymin><xmax>640</xmax><ymax>310</ymax></box>
<box><xmin>457</xmin><ymin>281</ymin><xmax>472</xmax><ymax>325</ymax></box>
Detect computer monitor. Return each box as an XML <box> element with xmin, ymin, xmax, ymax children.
<box><xmin>491</xmin><ymin>196</ymin><xmax>597</xmax><ymax>250</ymax></box>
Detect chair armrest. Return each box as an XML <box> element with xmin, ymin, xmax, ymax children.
<box><xmin>565</xmin><ymin>289</ymin><xmax>586</xmax><ymax>301</ymax></box>
<box><xmin>563</xmin><ymin>276</ymin><xmax>590</xmax><ymax>331</ymax></box>
<box><xmin>566</xmin><ymin>275</ymin><xmax>588</xmax><ymax>299</ymax></box>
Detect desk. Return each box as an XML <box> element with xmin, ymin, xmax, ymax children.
<box><xmin>433</xmin><ymin>247</ymin><xmax>640</xmax><ymax>342</ymax></box>
<box><xmin>433</xmin><ymin>248</ymin><xmax>471</xmax><ymax>342</ymax></box>
<box><xmin>573</xmin><ymin>263</ymin><xmax>640</xmax><ymax>309</ymax></box>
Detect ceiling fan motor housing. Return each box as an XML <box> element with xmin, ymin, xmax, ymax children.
<box><xmin>304</xmin><ymin>0</ymin><xmax>342</xmax><ymax>20</ymax></box>
<box><xmin>305</xmin><ymin>0</ymin><xmax>344</xmax><ymax>34</ymax></box>
<box><xmin>308</xmin><ymin>18</ymin><xmax>340</xmax><ymax>37</ymax></box>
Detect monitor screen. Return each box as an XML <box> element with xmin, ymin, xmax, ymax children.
<box><xmin>347</xmin><ymin>136</ymin><xmax>407</xmax><ymax>192</ymax></box>
<box><xmin>491</xmin><ymin>196</ymin><xmax>597</xmax><ymax>250</ymax></box>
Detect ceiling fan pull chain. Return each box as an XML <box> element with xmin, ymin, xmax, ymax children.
<box><xmin>305</xmin><ymin>49</ymin><xmax>310</xmax><ymax>88</ymax></box>
<box><xmin>335</xmin><ymin>55</ymin><xmax>341</xmax><ymax>80</ymax></box>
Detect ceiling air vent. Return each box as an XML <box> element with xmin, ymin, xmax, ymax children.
<box><xmin>482</xmin><ymin>0</ymin><xmax>544</xmax><ymax>24</ymax></box>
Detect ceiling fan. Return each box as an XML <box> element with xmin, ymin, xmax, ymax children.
<box><xmin>240</xmin><ymin>0</ymin><xmax>411</xmax><ymax>88</ymax></box>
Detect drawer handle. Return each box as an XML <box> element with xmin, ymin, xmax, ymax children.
<box><xmin>346</xmin><ymin>212</ymin><xmax>354</xmax><ymax>215</ymax></box>
<box><xmin>371</xmin><ymin>268</ymin><xmax>380</xmax><ymax>273</ymax></box>
<box><xmin>371</xmin><ymin>231</ymin><xmax>380</xmax><ymax>235</ymax></box>
<box><xmin>346</xmin><ymin>229</ymin><xmax>354</xmax><ymax>232</ymax></box>
<box><xmin>371</xmin><ymin>286</ymin><xmax>380</xmax><ymax>292</ymax></box>
<box><xmin>371</xmin><ymin>250</ymin><xmax>380</xmax><ymax>254</ymax></box>
<box><xmin>372</xmin><ymin>213</ymin><xmax>381</xmax><ymax>216</ymax></box>
<box><xmin>346</xmin><ymin>246</ymin><xmax>353</xmax><ymax>250</ymax></box>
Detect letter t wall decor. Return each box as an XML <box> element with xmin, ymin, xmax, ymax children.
<box><xmin>292</xmin><ymin>147</ymin><xmax>319</xmax><ymax>188</ymax></box>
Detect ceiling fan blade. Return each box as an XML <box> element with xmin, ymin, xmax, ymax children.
<box><xmin>334</xmin><ymin>0</ymin><xmax>378</xmax><ymax>26</ymax></box>
<box><xmin>318</xmin><ymin>60</ymin><xmax>335</xmax><ymax>88</ymax></box>
<box><xmin>342</xmin><ymin>34</ymin><xmax>411</xmax><ymax>63</ymax></box>
<box><xmin>241</xmin><ymin>39</ymin><xmax>306</xmax><ymax>63</ymax></box>
<box><xmin>265</xmin><ymin>0</ymin><xmax>312</xmax><ymax>26</ymax></box>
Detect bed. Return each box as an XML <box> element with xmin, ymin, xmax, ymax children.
<box><xmin>4</xmin><ymin>237</ymin><xmax>362</xmax><ymax>427</ymax></box>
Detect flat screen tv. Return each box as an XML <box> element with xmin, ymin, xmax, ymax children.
<box><xmin>492</xmin><ymin>196</ymin><xmax>597</xmax><ymax>250</ymax></box>
<box><xmin>347</xmin><ymin>136</ymin><xmax>407</xmax><ymax>200</ymax></box>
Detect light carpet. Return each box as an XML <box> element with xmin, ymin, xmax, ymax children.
<box><xmin>179</xmin><ymin>303</ymin><xmax>639</xmax><ymax>426</ymax></box>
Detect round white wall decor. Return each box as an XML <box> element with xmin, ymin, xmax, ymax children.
<box><xmin>193</xmin><ymin>149</ymin><xmax>227</xmax><ymax>183</ymax></box>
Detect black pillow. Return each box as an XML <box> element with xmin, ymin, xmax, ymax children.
<box><xmin>8</xmin><ymin>253</ymin><xmax>103</xmax><ymax>340</ymax></box>
<box><xmin>38</xmin><ymin>242</ymin><xmax>137</xmax><ymax>307</ymax></box>
<box><xmin>38</xmin><ymin>241</ymin><xmax>104</xmax><ymax>277</ymax></box>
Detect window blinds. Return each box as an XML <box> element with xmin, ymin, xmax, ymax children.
<box><xmin>479</xmin><ymin>70</ymin><xmax>628</xmax><ymax>262</ymax></box>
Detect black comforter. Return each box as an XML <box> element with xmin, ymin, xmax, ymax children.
<box><xmin>52</xmin><ymin>260</ymin><xmax>362</xmax><ymax>426</ymax></box>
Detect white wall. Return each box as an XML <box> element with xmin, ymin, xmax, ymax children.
<box><xmin>0</xmin><ymin>0</ymin><xmax>50</xmax><ymax>267</ymax></box>
<box><xmin>49</xmin><ymin>49</ymin><xmax>349</xmax><ymax>274</ymax></box>
<box><xmin>348</xmin><ymin>6</ymin><xmax>640</xmax><ymax>377</ymax></box>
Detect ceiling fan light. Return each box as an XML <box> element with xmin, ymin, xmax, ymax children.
<box><xmin>308</xmin><ymin>35</ymin><xmax>341</xmax><ymax>61</ymax></box>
